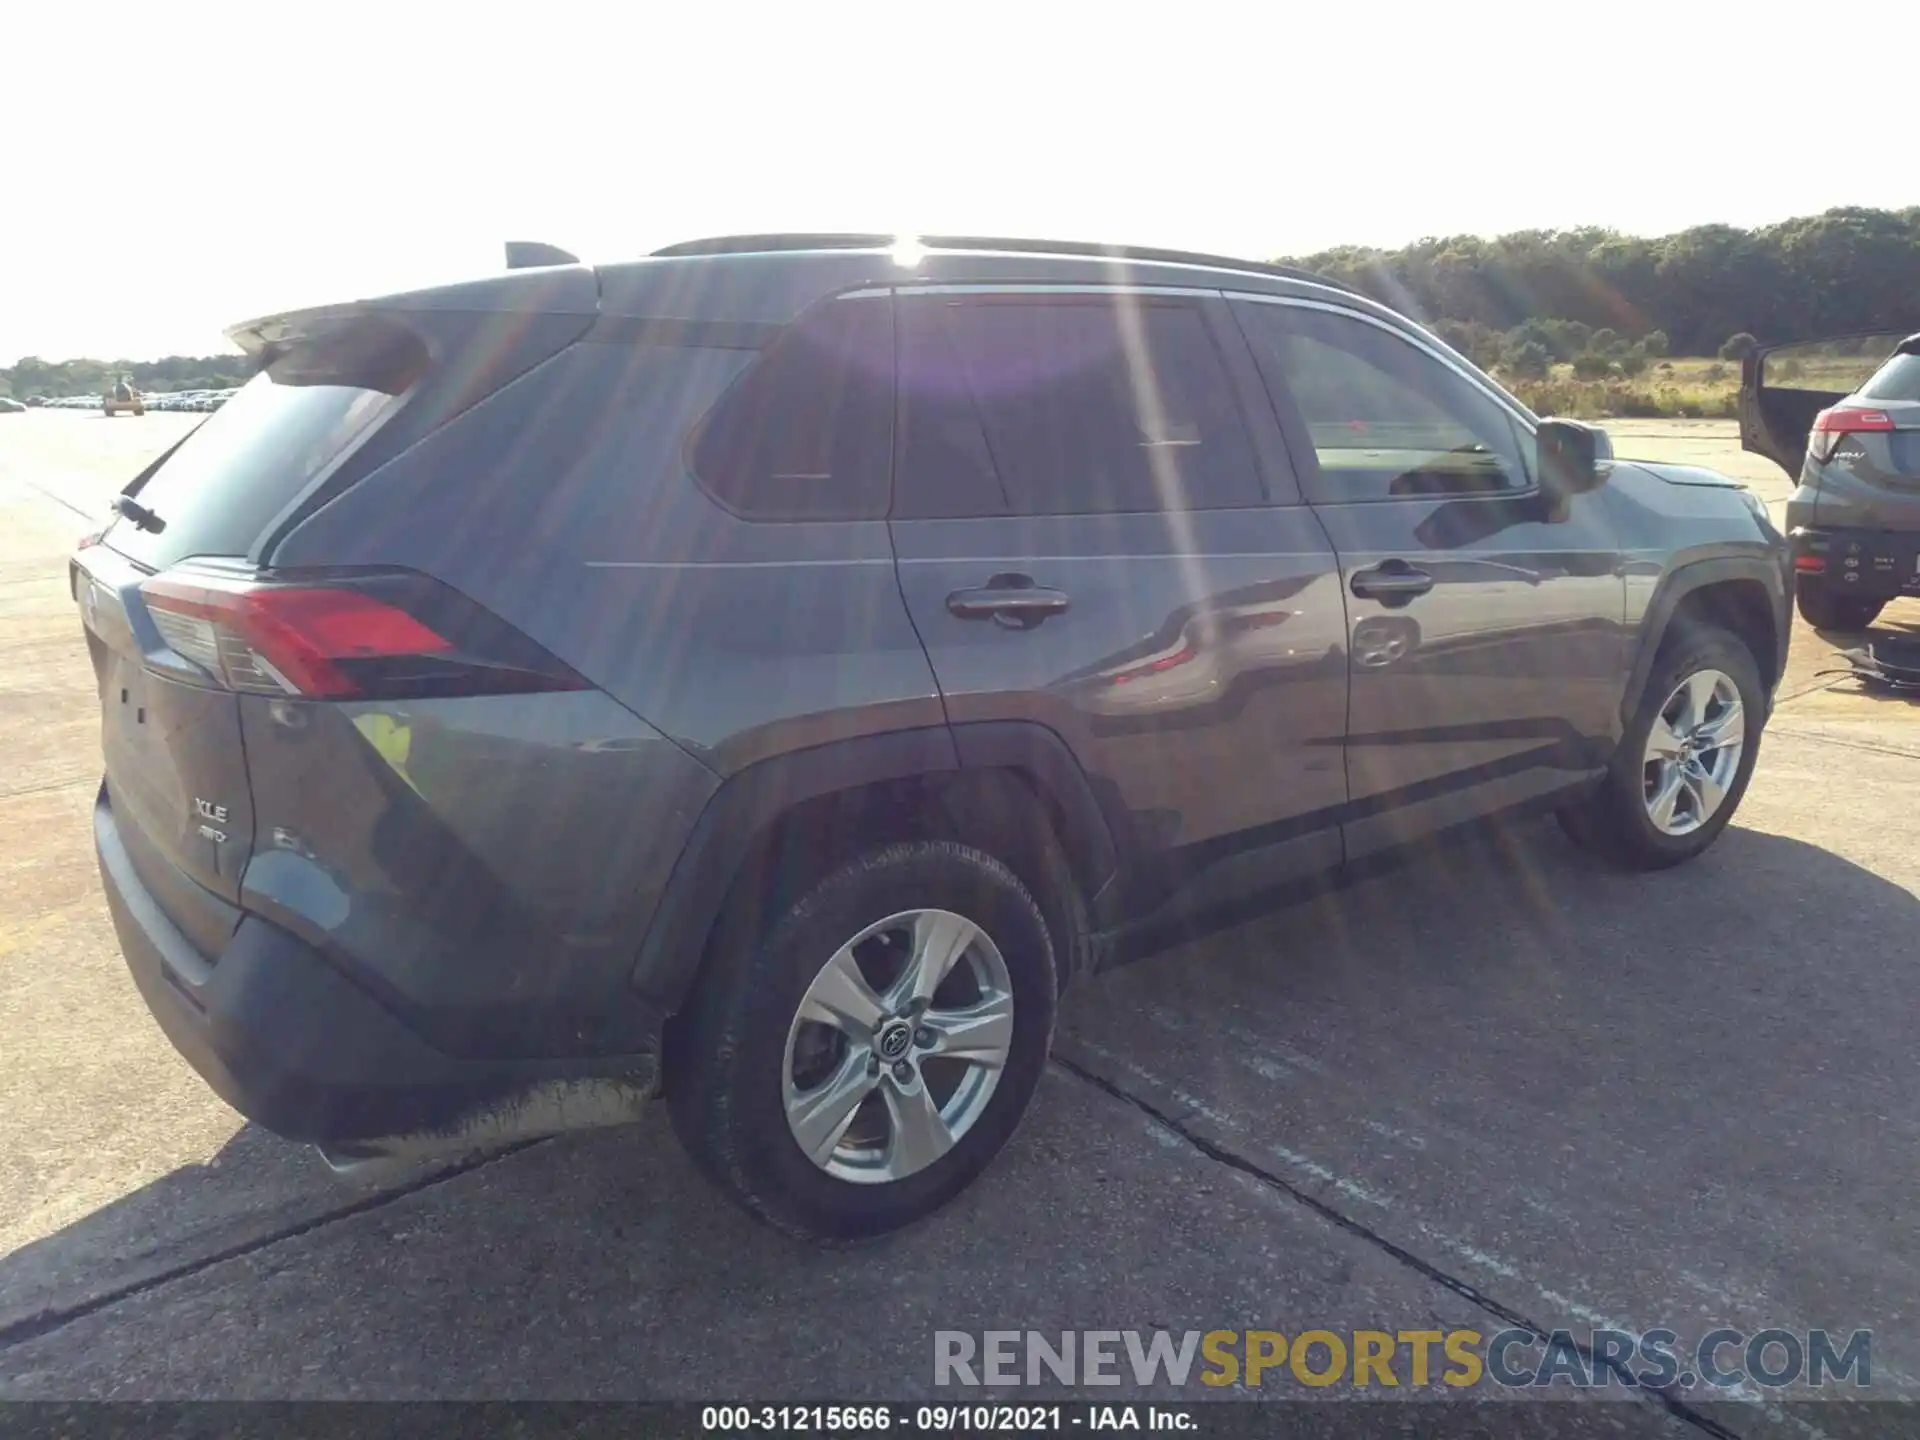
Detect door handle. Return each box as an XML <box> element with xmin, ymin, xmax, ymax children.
<box><xmin>1350</xmin><ymin>560</ymin><xmax>1435</xmax><ymax>603</ymax></box>
<box><xmin>946</xmin><ymin>573</ymin><xmax>1071</xmax><ymax>628</ymax></box>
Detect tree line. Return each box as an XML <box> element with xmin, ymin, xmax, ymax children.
<box><xmin>0</xmin><ymin>353</ymin><xmax>253</xmax><ymax>400</ymax></box>
<box><xmin>1283</xmin><ymin>206</ymin><xmax>1920</xmax><ymax>360</ymax></box>
<box><xmin>7</xmin><ymin>207</ymin><xmax>1914</xmax><ymax>399</ymax></box>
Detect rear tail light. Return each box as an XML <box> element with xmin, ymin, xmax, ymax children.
<box><xmin>1810</xmin><ymin>405</ymin><xmax>1896</xmax><ymax>461</ymax></box>
<box><xmin>137</xmin><ymin>567</ymin><xmax>590</xmax><ymax>700</ymax></box>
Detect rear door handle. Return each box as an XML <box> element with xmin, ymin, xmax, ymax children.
<box><xmin>1350</xmin><ymin>561</ymin><xmax>1435</xmax><ymax>603</ymax></box>
<box><xmin>946</xmin><ymin>573</ymin><xmax>1071</xmax><ymax>628</ymax></box>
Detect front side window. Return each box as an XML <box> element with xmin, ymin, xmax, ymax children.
<box><xmin>893</xmin><ymin>293</ymin><xmax>1264</xmax><ymax>518</ymax></box>
<box><xmin>1236</xmin><ymin>303</ymin><xmax>1531</xmax><ymax>503</ymax></box>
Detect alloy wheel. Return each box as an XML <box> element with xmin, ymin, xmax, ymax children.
<box><xmin>782</xmin><ymin>908</ymin><xmax>1014</xmax><ymax>1185</ymax></box>
<box><xmin>1642</xmin><ymin>669</ymin><xmax>1744</xmax><ymax>836</ymax></box>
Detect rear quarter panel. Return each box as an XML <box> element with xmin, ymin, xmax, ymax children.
<box><xmin>237</xmin><ymin>689</ymin><xmax>718</xmax><ymax>1059</ymax></box>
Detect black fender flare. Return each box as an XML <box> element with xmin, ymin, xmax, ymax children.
<box><xmin>1622</xmin><ymin>553</ymin><xmax>1790</xmax><ymax>727</ymax></box>
<box><xmin>630</xmin><ymin>722</ymin><xmax>1118</xmax><ymax>1010</ymax></box>
<box><xmin>947</xmin><ymin>721</ymin><xmax>1120</xmax><ymax>898</ymax></box>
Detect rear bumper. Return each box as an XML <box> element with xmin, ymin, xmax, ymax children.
<box><xmin>95</xmin><ymin>784</ymin><xmax>660</xmax><ymax>1145</ymax></box>
<box><xmin>1789</xmin><ymin>525</ymin><xmax>1920</xmax><ymax>601</ymax></box>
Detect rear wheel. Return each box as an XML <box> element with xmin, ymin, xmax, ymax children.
<box><xmin>1796</xmin><ymin>587</ymin><xmax>1883</xmax><ymax>632</ymax></box>
<box><xmin>1559</xmin><ymin>622</ymin><xmax>1763</xmax><ymax>870</ymax></box>
<box><xmin>667</xmin><ymin>840</ymin><xmax>1057</xmax><ymax>1242</ymax></box>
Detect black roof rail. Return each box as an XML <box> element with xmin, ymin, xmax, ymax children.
<box><xmin>649</xmin><ymin>233</ymin><xmax>1358</xmax><ymax>295</ymax></box>
<box><xmin>506</xmin><ymin>241</ymin><xmax>579</xmax><ymax>270</ymax></box>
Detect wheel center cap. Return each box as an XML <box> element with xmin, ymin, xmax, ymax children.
<box><xmin>877</xmin><ymin>1020</ymin><xmax>914</xmax><ymax>1060</ymax></box>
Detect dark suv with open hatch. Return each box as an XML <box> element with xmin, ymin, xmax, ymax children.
<box><xmin>75</xmin><ymin>234</ymin><xmax>1790</xmax><ymax>1241</ymax></box>
<box><xmin>1741</xmin><ymin>329</ymin><xmax>1920</xmax><ymax>631</ymax></box>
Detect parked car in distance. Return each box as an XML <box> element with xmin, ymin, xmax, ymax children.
<box><xmin>75</xmin><ymin>234</ymin><xmax>1791</xmax><ymax>1242</ymax></box>
<box><xmin>0</xmin><ymin>397</ymin><xmax>25</xmax><ymax>414</ymax></box>
<box><xmin>1741</xmin><ymin>330</ymin><xmax>1920</xmax><ymax>630</ymax></box>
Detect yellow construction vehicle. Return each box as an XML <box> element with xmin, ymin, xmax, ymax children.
<box><xmin>102</xmin><ymin>376</ymin><xmax>145</xmax><ymax>417</ymax></box>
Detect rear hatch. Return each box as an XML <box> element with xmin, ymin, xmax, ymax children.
<box><xmin>1740</xmin><ymin>330</ymin><xmax>1917</xmax><ymax>479</ymax></box>
<box><xmin>74</xmin><ymin>268</ymin><xmax>598</xmax><ymax>940</ymax></box>
<box><xmin>76</xmin><ymin>320</ymin><xmax>431</xmax><ymax>929</ymax></box>
<box><xmin>1828</xmin><ymin>339</ymin><xmax>1920</xmax><ymax>495</ymax></box>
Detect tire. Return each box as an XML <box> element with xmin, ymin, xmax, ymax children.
<box><xmin>1558</xmin><ymin>621</ymin><xmax>1764</xmax><ymax>871</ymax></box>
<box><xmin>1796</xmin><ymin>586</ymin><xmax>1883</xmax><ymax>632</ymax></box>
<box><xmin>667</xmin><ymin>839</ymin><xmax>1058</xmax><ymax>1242</ymax></box>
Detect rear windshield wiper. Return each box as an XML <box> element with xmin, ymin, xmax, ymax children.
<box><xmin>112</xmin><ymin>495</ymin><xmax>166</xmax><ymax>534</ymax></box>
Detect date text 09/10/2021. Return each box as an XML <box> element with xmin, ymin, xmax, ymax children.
<box><xmin>702</xmin><ymin>1405</ymin><xmax>1190</xmax><ymax>1432</ymax></box>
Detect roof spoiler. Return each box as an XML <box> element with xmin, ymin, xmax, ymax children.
<box><xmin>505</xmin><ymin>241</ymin><xmax>579</xmax><ymax>270</ymax></box>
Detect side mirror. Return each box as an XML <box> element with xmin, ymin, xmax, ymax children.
<box><xmin>1537</xmin><ymin>417</ymin><xmax>1613</xmax><ymax>497</ymax></box>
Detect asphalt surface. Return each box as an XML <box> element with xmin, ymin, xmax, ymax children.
<box><xmin>2</xmin><ymin>411</ymin><xmax>1917</xmax><ymax>1433</ymax></box>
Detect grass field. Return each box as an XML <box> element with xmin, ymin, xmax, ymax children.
<box><xmin>1507</xmin><ymin>348</ymin><xmax>1891</xmax><ymax>422</ymax></box>
<box><xmin>1508</xmin><ymin>356</ymin><xmax>1739</xmax><ymax>421</ymax></box>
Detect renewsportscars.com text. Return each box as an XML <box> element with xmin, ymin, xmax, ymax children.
<box><xmin>934</xmin><ymin>1328</ymin><xmax>1871</xmax><ymax>1390</ymax></box>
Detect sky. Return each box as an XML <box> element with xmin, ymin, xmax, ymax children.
<box><xmin>3</xmin><ymin>0</ymin><xmax>1914</xmax><ymax>363</ymax></box>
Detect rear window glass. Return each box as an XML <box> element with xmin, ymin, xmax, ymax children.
<box><xmin>107</xmin><ymin>329</ymin><xmax>424</xmax><ymax>570</ymax></box>
<box><xmin>1860</xmin><ymin>352</ymin><xmax>1920</xmax><ymax>404</ymax></box>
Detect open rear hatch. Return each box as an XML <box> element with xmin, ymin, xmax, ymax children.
<box><xmin>1740</xmin><ymin>330</ymin><xmax>1919</xmax><ymax>477</ymax></box>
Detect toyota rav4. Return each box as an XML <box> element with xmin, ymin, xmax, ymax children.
<box><xmin>74</xmin><ymin>234</ymin><xmax>1791</xmax><ymax>1241</ymax></box>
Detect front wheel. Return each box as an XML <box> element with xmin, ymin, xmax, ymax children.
<box><xmin>1559</xmin><ymin>622</ymin><xmax>1764</xmax><ymax>870</ymax></box>
<box><xmin>667</xmin><ymin>840</ymin><xmax>1058</xmax><ymax>1242</ymax></box>
<box><xmin>1796</xmin><ymin>586</ymin><xmax>1883</xmax><ymax>632</ymax></box>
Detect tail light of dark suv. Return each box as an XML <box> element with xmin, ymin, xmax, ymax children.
<box><xmin>1809</xmin><ymin>404</ymin><xmax>1896</xmax><ymax>462</ymax></box>
<box><xmin>139</xmin><ymin>566</ymin><xmax>590</xmax><ymax>700</ymax></box>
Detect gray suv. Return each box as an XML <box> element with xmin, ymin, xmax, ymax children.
<box><xmin>1740</xmin><ymin>329</ymin><xmax>1920</xmax><ymax>631</ymax></box>
<box><xmin>75</xmin><ymin>235</ymin><xmax>1790</xmax><ymax>1241</ymax></box>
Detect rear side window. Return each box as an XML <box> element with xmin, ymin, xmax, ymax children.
<box><xmin>1860</xmin><ymin>351</ymin><xmax>1920</xmax><ymax>404</ymax></box>
<box><xmin>107</xmin><ymin>323</ymin><xmax>426</xmax><ymax>571</ymax></box>
<box><xmin>690</xmin><ymin>296</ymin><xmax>894</xmax><ymax>520</ymax></box>
<box><xmin>893</xmin><ymin>293</ymin><xmax>1264</xmax><ymax>518</ymax></box>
